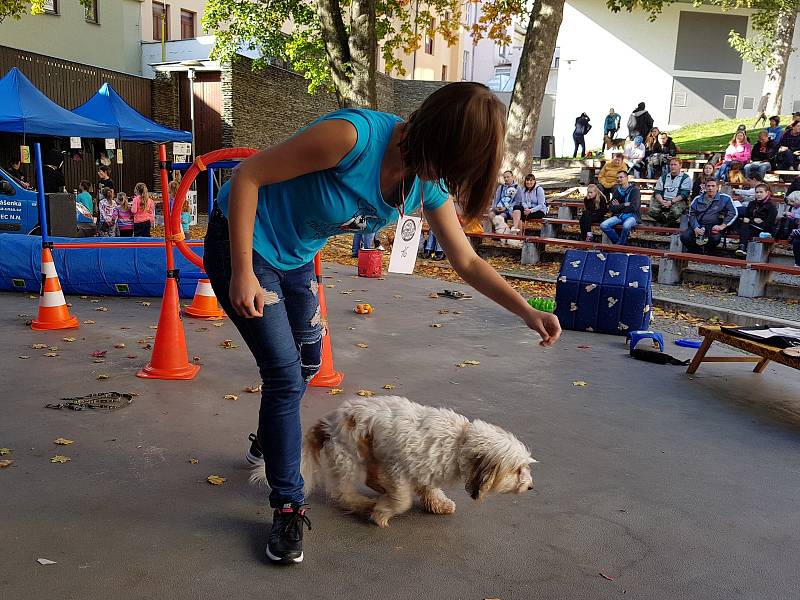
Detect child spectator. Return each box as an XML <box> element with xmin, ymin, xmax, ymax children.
<box><xmin>744</xmin><ymin>130</ymin><xmax>778</xmax><ymax>180</ymax></box>
<box><xmin>717</xmin><ymin>131</ymin><xmax>751</xmax><ymax>181</ymax></box>
<box><xmin>735</xmin><ymin>183</ymin><xmax>777</xmax><ymax>257</ymax></box>
<box><xmin>75</xmin><ymin>180</ymin><xmax>96</xmax><ymax>237</ymax></box>
<box><xmin>691</xmin><ymin>162</ymin><xmax>716</xmax><ymax>199</ymax></box>
<box><xmin>775</xmin><ymin>191</ymin><xmax>800</xmax><ymax>240</ymax></box>
<box><xmin>113</xmin><ymin>192</ymin><xmax>134</xmax><ymax>237</ymax></box>
<box><xmin>131</xmin><ymin>182</ymin><xmax>155</xmax><ymax>237</ymax></box>
<box><xmin>98</xmin><ymin>188</ymin><xmax>116</xmax><ymax>237</ymax></box>
<box><xmin>600</xmin><ymin>170</ymin><xmax>641</xmax><ymax>245</ymax></box>
<box><xmin>181</xmin><ymin>198</ymin><xmax>192</xmax><ymax>239</ymax></box>
<box><xmin>775</xmin><ymin>120</ymin><xmax>800</xmax><ymax>171</ymax></box>
<box><xmin>579</xmin><ymin>183</ymin><xmax>608</xmax><ymax>241</ymax></box>
<box><xmin>512</xmin><ymin>173</ymin><xmax>547</xmax><ymax>230</ymax></box>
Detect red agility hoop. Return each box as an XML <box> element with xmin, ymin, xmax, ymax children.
<box><xmin>169</xmin><ymin>147</ymin><xmax>258</xmax><ymax>269</ymax></box>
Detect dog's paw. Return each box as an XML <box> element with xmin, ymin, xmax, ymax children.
<box><xmin>370</xmin><ymin>511</ymin><xmax>392</xmax><ymax>528</ymax></box>
<box><xmin>430</xmin><ymin>497</ymin><xmax>456</xmax><ymax>515</ymax></box>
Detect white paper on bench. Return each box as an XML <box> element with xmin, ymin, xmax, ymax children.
<box><xmin>741</xmin><ymin>327</ymin><xmax>800</xmax><ymax>339</ymax></box>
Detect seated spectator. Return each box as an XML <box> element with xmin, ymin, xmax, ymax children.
<box><xmin>644</xmin><ymin>127</ymin><xmax>661</xmax><ymax>154</ymax></box>
<box><xmin>717</xmin><ymin>131</ymin><xmax>751</xmax><ymax>181</ymax></box>
<box><xmin>774</xmin><ymin>120</ymin><xmax>800</xmax><ymax>171</ymax></box>
<box><xmin>735</xmin><ymin>183</ymin><xmax>778</xmax><ymax>256</ymax></box>
<box><xmin>792</xmin><ymin>228</ymin><xmax>800</xmax><ymax>267</ymax></box>
<box><xmin>6</xmin><ymin>158</ymin><xmax>30</xmax><ymax>189</ymax></box>
<box><xmin>727</xmin><ymin>162</ymin><xmax>747</xmax><ymax>185</ymax></box>
<box><xmin>735</xmin><ymin>123</ymin><xmax>751</xmax><ymax>143</ymax></box>
<box><xmin>512</xmin><ymin>173</ymin><xmax>547</xmax><ymax>230</ymax></box>
<box><xmin>597</xmin><ymin>152</ymin><xmax>625</xmax><ymax>197</ymax></box>
<box><xmin>422</xmin><ymin>230</ymin><xmax>445</xmax><ymax>261</ymax></box>
<box><xmin>647</xmin><ymin>131</ymin><xmax>678</xmax><ymax>178</ymax></box>
<box><xmin>600</xmin><ymin>171</ymin><xmax>640</xmax><ymax>245</ymax></box>
<box><xmin>765</xmin><ymin>116</ymin><xmax>783</xmax><ymax>143</ymax></box>
<box><xmin>744</xmin><ymin>130</ymin><xmax>778</xmax><ymax>180</ymax></box>
<box><xmin>680</xmin><ymin>178</ymin><xmax>737</xmax><ymax>254</ymax></box>
<box><xmin>624</xmin><ymin>136</ymin><xmax>646</xmax><ymax>178</ymax></box>
<box><xmin>579</xmin><ymin>183</ymin><xmax>608</xmax><ymax>241</ymax></box>
<box><xmin>648</xmin><ymin>157</ymin><xmax>691</xmax><ymax>227</ymax></box>
<box><xmin>489</xmin><ymin>170</ymin><xmax>520</xmax><ymax>221</ymax></box>
<box><xmin>691</xmin><ymin>162</ymin><xmax>716</xmax><ymax>199</ymax></box>
<box><xmin>775</xmin><ymin>190</ymin><xmax>800</xmax><ymax>240</ymax></box>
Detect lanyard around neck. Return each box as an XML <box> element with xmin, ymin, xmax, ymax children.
<box><xmin>397</xmin><ymin>177</ymin><xmax>424</xmax><ymax>219</ymax></box>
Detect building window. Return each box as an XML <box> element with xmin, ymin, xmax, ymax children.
<box><xmin>488</xmin><ymin>66</ymin><xmax>512</xmax><ymax>91</ymax></box>
<box><xmin>672</xmin><ymin>91</ymin><xmax>687</xmax><ymax>108</ymax></box>
<box><xmin>180</xmin><ymin>9</ymin><xmax>196</xmax><ymax>39</ymax></box>
<box><xmin>85</xmin><ymin>0</ymin><xmax>98</xmax><ymax>23</ymax></box>
<box><xmin>153</xmin><ymin>2</ymin><xmax>170</xmax><ymax>41</ymax></box>
<box><xmin>792</xmin><ymin>100</ymin><xmax>800</xmax><ymax>114</ymax></box>
<box><xmin>441</xmin><ymin>65</ymin><xmax>448</xmax><ymax>81</ymax></box>
<box><xmin>424</xmin><ymin>19</ymin><xmax>435</xmax><ymax>55</ymax></box>
<box><xmin>462</xmin><ymin>50</ymin><xmax>470</xmax><ymax>80</ymax></box>
<box><xmin>723</xmin><ymin>94</ymin><xmax>738</xmax><ymax>110</ymax></box>
<box><xmin>464</xmin><ymin>2</ymin><xmax>472</xmax><ymax>26</ymax></box>
<box><xmin>43</xmin><ymin>0</ymin><xmax>58</xmax><ymax>14</ymax></box>
<box><xmin>742</xmin><ymin>96</ymin><xmax>755</xmax><ymax>110</ymax></box>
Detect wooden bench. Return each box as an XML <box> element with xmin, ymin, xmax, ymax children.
<box><xmin>687</xmin><ymin>325</ymin><xmax>800</xmax><ymax>374</ymax></box>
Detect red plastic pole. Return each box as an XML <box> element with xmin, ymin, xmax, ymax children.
<box><xmin>52</xmin><ymin>241</ymin><xmax>204</xmax><ymax>249</ymax></box>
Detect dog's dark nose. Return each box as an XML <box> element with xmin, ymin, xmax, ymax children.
<box><xmin>527</xmin><ymin>485</ymin><xmax>533</xmax><ymax>490</ymax></box>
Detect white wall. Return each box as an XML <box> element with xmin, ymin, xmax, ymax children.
<box><xmin>142</xmin><ymin>36</ymin><xmax>260</xmax><ymax>78</ymax></box>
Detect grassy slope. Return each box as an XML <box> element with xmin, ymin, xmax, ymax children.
<box><xmin>669</xmin><ymin>114</ymin><xmax>791</xmax><ymax>153</ymax></box>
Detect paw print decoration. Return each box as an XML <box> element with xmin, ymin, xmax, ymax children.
<box><xmin>607</xmin><ymin>297</ymin><xmax>618</xmax><ymax>308</ymax></box>
<box><xmin>640</xmin><ymin>265</ymin><xmax>650</xmax><ymax>273</ymax></box>
<box><xmin>584</xmin><ymin>283</ymin><xmax>597</xmax><ymax>292</ymax></box>
<box><xmin>558</xmin><ymin>275</ymin><xmax>567</xmax><ymax>283</ymax></box>
<box><xmin>608</xmin><ymin>270</ymin><xmax>620</xmax><ymax>278</ymax></box>
<box><xmin>570</xmin><ymin>302</ymin><xmax>578</xmax><ymax>312</ymax></box>
<box><xmin>570</xmin><ymin>260</ymin><xmax>581</xmax><ymax>268</ymax></box>
<box><xmin>628</xmin><ymin>281</ymin><xmax>639</xmax><ymax>288</ymax></box>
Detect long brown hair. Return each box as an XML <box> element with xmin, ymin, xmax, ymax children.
<box><xmin>400</xmin><ymin>82</ymin><xmax>506</xmax><ymax>222</ymax></box>
<box><xmin>134</xmin><ymin>182</ymin><xmax>150</xmax><ymax>206</ymax></box>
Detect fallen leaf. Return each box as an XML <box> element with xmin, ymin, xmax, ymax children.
<box><xmin>598</xmin><ymin>572</ymin><xmax>616</xmax><ymax>581</ymax></box>
<box><xmin>139</xmin><ymin>301</ymin><xmax>151</xmax><ymax>307</ymax></box>
<box><xmin>93</xmin><ymin>359</ymin><xmax>105</xmax><ymax>364</ymax></box>
<box><xmin>148</xmin><ymin>325</ymin><xmax>158</xmax><ymax>330</ymax></box>
<box><xmin>463</xmin><ymin>360</ymin><xmax>480</xmax><ymax>366</ymax></box>
<box><xmin>213</xmin><ymin>323</ymin><xmax>223</xmax><ymax>328</ymax></box>
<box><xmin>143</xmin><ymin>344</ymin><xmax>152</xmax><ymax>350</ymax></box>
<box><xmin>0</xmin><ymin>459</ymin><xmax>14</xmax><ymax>468</ymax></box>
<box><xmin>328</xmin><ymin>388</ymin><xmax>344</xmax><ymax>395</ymax></box>
<box><xmin>206</xmin><ymin>315</ymin><xmax>224</xmax><ymax>321</ymax></box>
<box><xmin>572</xmin><ymin>380</ymin><xmax>588</xmax><ymax>387</ymax></box>
<box><xmin>80</xmin><ymin>295</ymin><xmax>89</xmax><ymax>299</ymax></box>
<box><xmin>430</xmin><ymin>323</ymin><xmax>443</xmax><ymax>328</ymax></box>
<box><xmin>195</xmin><ymin>327</ymin><xmax>209</xmax><ymax>332</ymax></box>
<box><xmin>50</xmin><ymin>455</ymin><xmax>70</xmax><ymax>464</ymax></box>
<box><xmin>48</xmin><ymin>346</ymin><xmax>59</xmax><ymax>351</ymax></box>
<box><xmin>220</xmin><ymin>340</ymin><xmax>239</xmax><ymax>349</ymax></box>
<box><xmin>18</xmin><ymin>355</ymin><xmax>30</xmax><ymax>360</ymax></box>
<box><xmin>62</xmin><ymin>337</ymin><xmax>76</xmax><ymax>343</ymax></box>
<box><xmin>448</xmin><ymin>381</ymin><xmax>460</xmax><ymax>385</ymax></box>
<box><xmin>114</xmin><ymin>343</ymin><xmax>126</xmax><ymax>349</ymax></box>
<box><xmin>97</xmin><ymin>374</ymin><xmax>110</xmax><ymax>380</ymax></box>
<box><xmin>347</xmin><ymin>326</ymin><xmax>356</xmax><ymax>331</ymax></box>
<box><xmin>31</xmin><ymin>343</ymin><xmax>47</xmax><ymax>349</ymax></box>
<box><xmin>43</xmin><ymin>352</ymin><xmax>59</xmax><ymax>358</ymax></box>
<box><xmin>192</xmin><ymin>356</ymin><xmax>201</xmax><ymax>362</ymax></box>
<box><xmin>83</xmin><ymin>320</ymin><xmax>96</xmax><ymax>325</ymax></box>
<box><xmin>577</xmin><ymin>345</ymin><xmax>592</xmax><ymax>350</ymax></box>
<box><xmin>28</xmin><ymin>294</ymin><xmax>37</xmax><ymax>299</ymax></box>
<box><xmin>325</xmin><ymin>284</ymin><xmax>336</xmax><ymax>288</ymax></box>
<box><xmin>340</xmin><ymin>290</ymin><xmax>353</xmax><ymax>295</ymax></box>
<box><xmin>357</xmin><ymin>389</ymin><xmax>374</xmax><ymax>397</ymax></box>
<box><xmin>456</xmin><ymin>363</ymin><xmax>466</xmax><ymax>368</ymax></box>
<box><xmin>189</xmin><ymin>458</ymin><xmax>199</xmax><ymax>464</ymax></box>
<box><xmin>206</xmin><ymin>474</ymin><xmax>226</xmax><ymax>486</ymax></box>
<box><xmin>244</xmin><ymin>385</ymin><xmax>262</xmax><ymax>393</ymax></box>
<box><xmin>90</xmin><ymin>350</ymin><xmax>107</xmax><ymax>358</ymax></box>
<box><xmin>223</xmin><ymin>394</ymin><xmax>239</xmax><ymax>401</ymax></box>
<box><xmin>37</xmin><ymin>558</ymin><xmax>57</xmax><ymax>565</ymax></box>
<box><xmin>393</xmin><ymin>294</ymin><xmax>403</xmax><ymax>299</ymax></box>
<box><xmin>355</xmin><ymin>343</ymin><xmax>369</xmax><ymax>349</ymax></box>
<box><xmin>0</xmin><ymin>448</ymin><xmax>11</xmax><ymax>455</ymax></box>
<box><xmin>428</xmin><ymin>292</ymin><xmax>438</xmax><ymax>299</ymax></box>
<box><xmin>382</xmin><ymin>384</ymin><xmax>396</xmax><ymax>390</ymax></box>
<box><xmin>438</xmin><ymin>309</ymin><xmax>449</xmax><ymax>315</ymax></box>
<box><xmin>452</xmin><ymin>310</ymin><xmax>462</xmax><ymax>315</ymax></box>
<box><xmin>53</xmin><ymin>438</ymin><xmax>74</xmax><ymax>445</ymax></box>
<box><xmin>95</xmin><ymin>307</ymin><xmax>109</xmax><ymax>312</ymax></box>
<box><xmin>90</xmin><ymin>299</ymin><xmax>100</xmax><ymax>303</ymax></box>
<box><xmin>126</xmin><ymin>355</ymin><xmax>138</xmax><ymax>359</ymax></box>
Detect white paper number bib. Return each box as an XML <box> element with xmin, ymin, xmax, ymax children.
<box><xmin>388</xmin><ymin>215</ymin><xmax>422</xmax><ymax>274</ymax></box>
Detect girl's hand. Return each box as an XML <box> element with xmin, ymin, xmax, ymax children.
<box><xmin>230</xmin><ymin>271</ymin><xmax>265</xmax><ymax>318</ymax></box>
<box><xmin>524</xmin><ymin>309</ymin><xmax>562</xmax><ymax>347</ymax></box>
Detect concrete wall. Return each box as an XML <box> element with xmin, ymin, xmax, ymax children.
<box><xmin>0</xmin><ymin>0</ymin><xmax>143</xmax><ymax>75</ymax></box>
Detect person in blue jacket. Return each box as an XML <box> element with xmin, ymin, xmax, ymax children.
<box><xmin>602</xmin><ymin>108</ymin><xmax>621</xmax><ymax>152</ymax></box>
<box><xmin>202</xmin><ymin>82</ymin><xmax>562</xmax><ymax>565</ymax></box>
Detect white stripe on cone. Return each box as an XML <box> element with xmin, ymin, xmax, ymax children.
<box><xmin>42</xmin><ymin>261</ymin><xmax>58</xmax><ymax>278</ymax></box>
<box><xmin>196</xmin><ymin>281</ymin><xmax>215</xmax><ymax>297</ymax></box>
<box><xmin>40</xmin><ymin>289</ymin><xmax>67</xmax><ymax>308</ymax></box>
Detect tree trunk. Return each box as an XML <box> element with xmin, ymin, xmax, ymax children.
<box><xmin>316</xmin><ymin>0</ymin><xmax>377</xmax><ymax>109</ymax></box>
<box><xmin>762</xmin><ymin>8</ymin><xmax>796</xmax><ymax>115</ymax></box>
<box><xmin>503</xmin><ymin>0</ymin><xmax>565</xmax><ymax>174</ymax></box>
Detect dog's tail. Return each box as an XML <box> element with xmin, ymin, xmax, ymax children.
<box><xmin>301</xmin><ymin>421</ymin><xmax>328</xmax><ymax>496</ymax></box>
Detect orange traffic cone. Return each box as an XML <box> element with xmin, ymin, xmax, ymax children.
<box><xmin>310</xmin><ymin>254</ymin><xmax>343</xmax><ymax>388</ymax></box>
<box><xmin>184</xmin><ymin>279</ymin><xmax>225</xmax><ymax>318</ymax></box>
<box><xmin>31</xmin><ymin>247</ymin><xmax>79</xmax><ymax>331</ymax></box>
<box><xmin>137</xmin><ymin>276</ymin><xmax>200</xmax><ymax>380</ymax></box>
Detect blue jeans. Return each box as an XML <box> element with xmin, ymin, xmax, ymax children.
<box><xmin>424</xmin><ymin>232</ymin><xmax>442</xmax><ymax>253</ymax></box>
<box><xmin>743</xmin><ymin>161</ymin><xmax>771</xmax><ymax>180</ymax></box>
<box><xmin>204</xmin><ymin>209</ymin><xmax>322</xmax><ymax>507</ymax></box>
<box><xmin>716</xmin><ymin>161</ymin><xmax>733</xmax><ymax>181</ymax></box>
<box><xmin>600</xmin><ymin>215</ymin><xmax>637</xmax><ymax>245</ymax></box>
<box><xmin>352</xmin><ymin>232</ymin><xmax>376</xmax><ymax>256</ymax></box>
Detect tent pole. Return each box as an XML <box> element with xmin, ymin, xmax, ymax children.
<box><xmin>34</xmin><ymin>143</ymin><xmax>49</xmax><ymax>245</ymax></box>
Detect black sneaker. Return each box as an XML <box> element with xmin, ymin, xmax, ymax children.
<box><xmin>266</xmin><ymin>503</ymin><xmax>311</xmax><ymax>564</ymax></box>
<box><xmin>246</xmin><ymin>433</ymin><xmax>264</xmax><ymax>466</ymax></box>
<box><xmin>432</xmin><ymin>252</ymin><xmax>446</xmax><ymax>261</ymax></box>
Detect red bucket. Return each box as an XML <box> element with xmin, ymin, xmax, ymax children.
<box><xmin>357</xmin><ymin>249</ymin><xmax>382</xmax><ymax>278</ymax></box>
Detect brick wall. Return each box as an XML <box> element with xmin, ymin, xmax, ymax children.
<box><xmin>151</xmin><ymin>72</ymin><xmax>180</xmax><ymax>192</ymax></box>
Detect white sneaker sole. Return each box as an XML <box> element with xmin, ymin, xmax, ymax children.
<box><xmin>266</xmin><ymin>547</ymin><xmax>303</xmax><ymax>563</ymax></box>
<box><xmin>245</xmin><ymin>449</ymin><xmax>265</xmax><ymax>466</ymax></box>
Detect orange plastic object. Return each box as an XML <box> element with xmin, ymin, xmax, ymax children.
<box><xmin>184</xmin><ymin>279</ymin><xmax>225</xmax><ymax>318</ymax></box>
<box><xmin>31</xmin><ymin>247</ymin><xmax>79</xmax><ymax>331</ymax></box>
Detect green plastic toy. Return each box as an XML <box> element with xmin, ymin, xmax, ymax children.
<box><xmin>528</xmin><ymin>297</ymin><xmax>555</xmax><ymax>313</ymax></box>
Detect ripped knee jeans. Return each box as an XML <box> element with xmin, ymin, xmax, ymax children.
<box><xmin>203</xmin><ymin>208</ymin><xmax>321</xmax><ymax>506</ymax></box>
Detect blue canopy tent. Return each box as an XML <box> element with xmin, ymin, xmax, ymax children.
<box><xmin>73</xmin><ymin>83</ymin><xmax>191</xmax><ymax>142</ymax></box>
<box><xmin>0</xmin><ymin>67</ymin><xmax>117</xmax><ymax>137</ymax></box>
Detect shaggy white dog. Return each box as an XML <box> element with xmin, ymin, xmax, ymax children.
<box><xmin>251</xmin><ymin>396</ymin><xmax>537</xmax><ymax>527</ymax></box>
<box><xmin>492</xmin><ymin>215</ymin><xmax>523</xmax><ymax>248</ymax></box>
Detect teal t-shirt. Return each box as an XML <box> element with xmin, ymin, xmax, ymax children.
<box><xmin>76</xmin><ymin>191</ymin><xmax>94</xmax><ymax>223</ymax></box>
<box><xmin>215</xmin><ymin>108</ymin><xmax>449</xmax><ymax>269</ymax></box>
<box><xmin>181</xmin><ymin>212</ymin><xmax>191</xmax><ymax>237</ymax></box>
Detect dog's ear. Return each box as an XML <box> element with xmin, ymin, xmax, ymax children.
<box><xmin>466</xmin><ymin>456</ymin><xmax>499</xmax><ymax>501</ymax></box>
